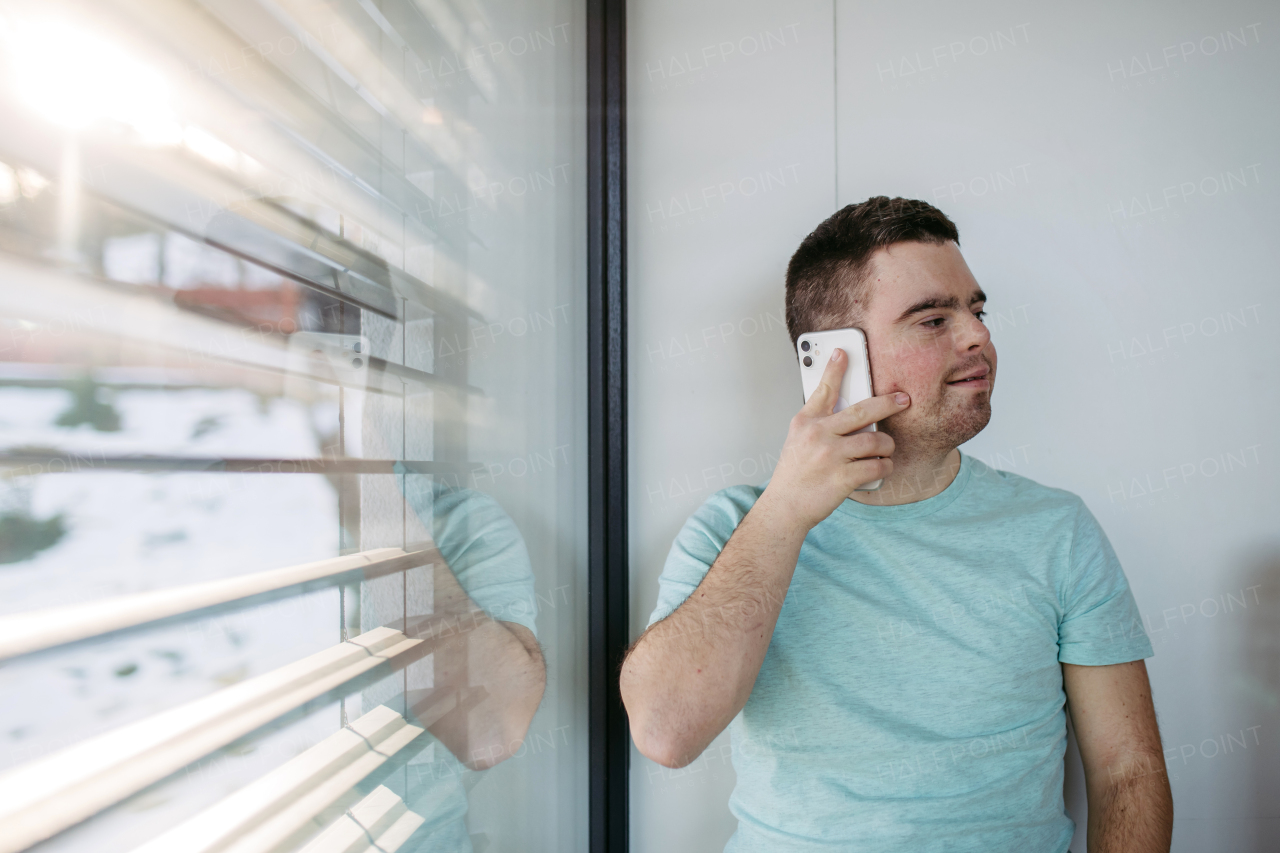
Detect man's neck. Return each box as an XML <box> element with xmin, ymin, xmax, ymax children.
<box><xmin>849</xmin><ymin>445</ymin><xmax>962</xmax><ymax>507</ymax></box>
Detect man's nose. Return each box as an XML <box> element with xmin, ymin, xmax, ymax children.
<box><xmin>959</xmin><ymin>314</ymin><xmax>991</xmax><ymax>352</ymax></box>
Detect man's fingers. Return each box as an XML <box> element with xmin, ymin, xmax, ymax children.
<box><xmin>801</xmin><ymin>348</ymin><xmax>848</xmax><ymax>415</ymax></box>
<box><xmin>842</xmin><ymin>430</ymin><xmax>896</xmax><ymax>461</ymax></box>
<box><xmin>847</xmin><ymin>456</ymin><xmax>893</xmax><ymax>490</ymax></box>
<box><xmin>828</xmin><ymin>391</ymin><xmax>911</xmax><ymax>434</ymax></box>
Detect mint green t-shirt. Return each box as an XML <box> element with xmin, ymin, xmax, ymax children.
<box><xmin>394</xmin><ymin>469</ymin><xmax>540</xmax><ymax>852</ymax></box>
<box><xmin>647</xmin><ymin>454</ymin><xmax>1153</xmax><ymax>852</ymax></box>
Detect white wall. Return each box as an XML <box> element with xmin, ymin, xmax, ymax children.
<box><xmin>628</xmin><ymin>2</ymin><xmax>1280</xmax><ymax>851</ymax></box>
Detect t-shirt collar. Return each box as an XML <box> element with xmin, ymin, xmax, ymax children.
<box><xmin>832</xmin><ymin>451</ymin><xmax>974</xmax><ymax>521</ymax></box>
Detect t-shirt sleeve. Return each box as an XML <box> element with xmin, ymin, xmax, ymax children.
<box><xmin>398</xmin><ymin>465</ymin><xmax>539</xmax><ymax>638</ymax></box>
<box><xmin>1057</xmin><ymin>500</ymin><xmax>1153</xmax><ymax>665</ymax></box>
<box><xmin>647</xmin><ymin>486</ymin><xmax>759</xmax><ymax>629</ymax></box>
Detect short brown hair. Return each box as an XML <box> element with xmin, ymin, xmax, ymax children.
<box><xmin>784</xmin><ymin>196</ymin><xmax>959</xmax><ymax>346</ymax></box>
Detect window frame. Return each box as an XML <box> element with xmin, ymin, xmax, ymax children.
<box><xmin>586</xmin><ymin>0</ymin><xmax>630</xmax><ymax>850</ymax></box>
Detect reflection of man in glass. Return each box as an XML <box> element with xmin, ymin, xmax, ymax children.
<box><xmin>622</xmin><ymin>198</ymin><xmax>1172</xmax><ymax>852</ymax></box>
<box><xmin>391</xmin><ymin>467</ymin><xmax>545</xmax><ymax>851</ymax></box>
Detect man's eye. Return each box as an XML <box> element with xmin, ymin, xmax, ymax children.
<box><xmin>923</xmin><ymin>317</ymin><xmax>945</xmax><ymax>328</ymax></box>
<box><xmin>974</xmin><ymin>310</ymin><xmax>987</xmax><ymax>323</ymax></box>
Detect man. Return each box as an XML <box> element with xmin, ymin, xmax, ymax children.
<box><xmin>620</xmin><ymin>197</ymin><xmax>1172</xmax><ymax>852</ymax></box>
<box><xmin>390</xmin><ymin>466</ymin><xmax>547</xmax><ymax>851</ymax></box>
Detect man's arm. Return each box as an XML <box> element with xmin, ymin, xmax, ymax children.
<box><xmin>395</xmin><ymin>560</ymin><xmax>546</xmax><ymax>771</ymax></box>
<box><xmin>620</xmin><ymin>350</ymin><xmax>908</xmax><ymax>768</ymax></box>
<box><xmin>1063</xmin><ymin>660</ymin><xmax>1173</xmax><ymax>853</ymax></box>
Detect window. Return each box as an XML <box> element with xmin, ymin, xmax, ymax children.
<box><xmin>0</xmin><ymin>0</ymin><xmax>587</xmax><ymax>850</ymax></box>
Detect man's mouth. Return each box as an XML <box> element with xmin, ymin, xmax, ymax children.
<box><xmin>946</xmin><ymin>363</ymin><xmax>991</xmax><ymax>388</ymax></box>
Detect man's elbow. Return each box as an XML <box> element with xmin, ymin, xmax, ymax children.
<box><xmin>464</xmin><ymin>691</ymin><xmax>545</xmax><ymax>771</ymax></box>
<box><xmin>504</xmin><ymin>657</ymin><xmax>547</xmax><ymax>749</ymax></box>
<box><xmin>624</xmin><ymin>699</ymin><xmax>702</xmax><ymax>769</ymax></box>
<box><xmin>470</xmin><ymin>657</ymin><xmax>547</xmax><ymax>771</ymax></box>
<box><xmin>621</xmin><ymin>648</ymin><xmax>708</xmax><ymax>768</ymax></box>
<box><xmin>632</xmin><ymin>727</ymin><xmax>700</xmax><ymax>769</ymax></box>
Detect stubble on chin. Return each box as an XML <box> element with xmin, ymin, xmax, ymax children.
<box><xmin>884</xmin><ymin>387</ymin><xmax>992</xmax><ymax>457</ymax></box>
<box><xmin>947</xmin><ymin>391</ymin><xmax>993</xmax><ymax>446</ymax></box>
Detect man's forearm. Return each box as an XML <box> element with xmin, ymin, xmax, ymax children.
<box><xmin>1087</xmin><ymin>755</ymin><xmax>1173</xmax><ymax>853</ymax></box>
<box><xmin>620</xmin><ymin>493</ymin><xmax>808</xmax><ymax>768</ymax></box>
<box><xmin>623</xmin><ymin>370</ymin><xmax>904</xmax><ymax>768</ymax></box>
<box><xmin>400</xmin><ymin>563</ymin><xmax>546</xmax><ymax>770</ymax></box>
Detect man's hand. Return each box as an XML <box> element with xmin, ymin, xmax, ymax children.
<box><xmin>621</xmin><ymin>349</ymin><xmax>909</xmax><ymax>768</ymax></box>
<box><xmin>765</xmin><ymin>347</ymin><xmax>910</xmax><ymax>529</ymax></box>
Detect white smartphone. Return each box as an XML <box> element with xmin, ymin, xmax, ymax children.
<box><xmin>285</xmin><ymin>331</ymin><xmax>371</xmax><ymax>390</ymax></box>
<box><xmin>796</xmin><ymin>327</ymin><xmax>882</xmax><ymax>491</ymax></box>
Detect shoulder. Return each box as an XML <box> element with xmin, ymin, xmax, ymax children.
<box><xmin>963</xmin><ymin>454</ymin><xmax>1088</xmax><ymax>520</ymax></box>
<box><xmin>431</xmin><ymin>484</ymin><xmax>526</xmax><ymax>555</ymax></box>
<box><xmin>431</xmin><ymin>478</ymin><xmax>510</xmax><ymax>519</ymax></box>
<box><xmin>403</xmin><ymin>470</ymin><xmax>529</xmax><ymax>571</ymax></box>
<box><xmin>395</xmin><ymin>460</ymin><xmax>518</xmax><ymax>534</ymax></box>
<box><xmin>684</xmin><ymin>483</ymin><xmax>765</xmax><ymax>534</ymax></box>
<box><xmin>667</xmin><ymin>483</ymin><xmax>765</xmax><ymax>559</ymax></box>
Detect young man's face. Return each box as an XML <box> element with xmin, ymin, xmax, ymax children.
<box><xmin>857</xmin><ymin>240</ymin><xmax>996</xmax><ymax>453</ymax></box>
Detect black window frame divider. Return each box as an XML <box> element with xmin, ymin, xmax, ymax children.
<box><xmin>586</xmin><ymin>0</ymin><xmax>629</xmax><ymax>850</ymax></box>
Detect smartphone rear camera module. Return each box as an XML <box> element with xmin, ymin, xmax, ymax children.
<box><xmin>800</xmin><ymin>340</ymin><xmax>810</xmax><ymax>352</ymax></box>
<box><xmin>802</xmin><ymin>355</ymin><xmax>813</xmax><ymax>367</ymax></box>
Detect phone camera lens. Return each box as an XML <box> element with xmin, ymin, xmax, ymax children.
<box><xmin>800</xmin><ymin>341</ymin><xmax>810</xmax><ymax>352</ymax></box>
<box><xmin>802</xmin><ymin>355</ymin><xmax>812</xmax><ymax>367</ymax></box>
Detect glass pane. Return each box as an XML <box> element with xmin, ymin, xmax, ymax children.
<box><xmin>0</xmin><ymin>0</ymin><xmax>585</xmax><ymax>850</ymax></box>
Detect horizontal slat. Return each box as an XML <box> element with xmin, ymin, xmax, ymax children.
<box><xmin>0</xmin><ymin>363</ymin><xmax>324</xmax><ymax>396</ymax></box>
<box><xmin>0</xmin><ymin>547</ymin><xmax>433</xmax><ymax>662</ymax></box>
<box><xmin>0</xmin><ymin>254</ymin><xmax>482</xmax><ymax>401</ymax></box>
<box><xmin>298</xmin><ymin>785</ymin><xmax>425</xmax><ymax>853</ymax></box>
<box><xmin>0</xmin><ymin>358</ymin><xmax>483</xmax><ymax>398</ymax></box>
<box><xmin>0</xmin><ymin>252</ymin><xmax>288</xmax><ymax>375</ymax></box>
<box><xmin>0</xmin><ymin>627</ymin><xmax>426</xmax><ymax>853</ymax></box>
<box><xmin>0</xmin><ymin>453</ymin><xmax>483</xmax><ymax>477</ymax></box>
<box><xmin>0</xmin><ymin>254</ymin><xmax>351</xmax><ymax>391</ymax></box>
<box><xmin>203</xmin><ymin>204</ymin><xmax>401</xmax><ymax>319</ymax></box>
<box><xmin>132</xmin><ymin>707</ymin><xmax>426</xmax><ymax>853</ymax></box>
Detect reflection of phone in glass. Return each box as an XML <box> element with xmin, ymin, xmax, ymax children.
<box><xmin>285</xmin><ymin>331</ymin><xmax>371</xmax><ymax>392</ymax></box>
<box><xmin>797</xmin><ymin>327</ymin><xmax>882</xmax><ymax>491</ymax></box>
